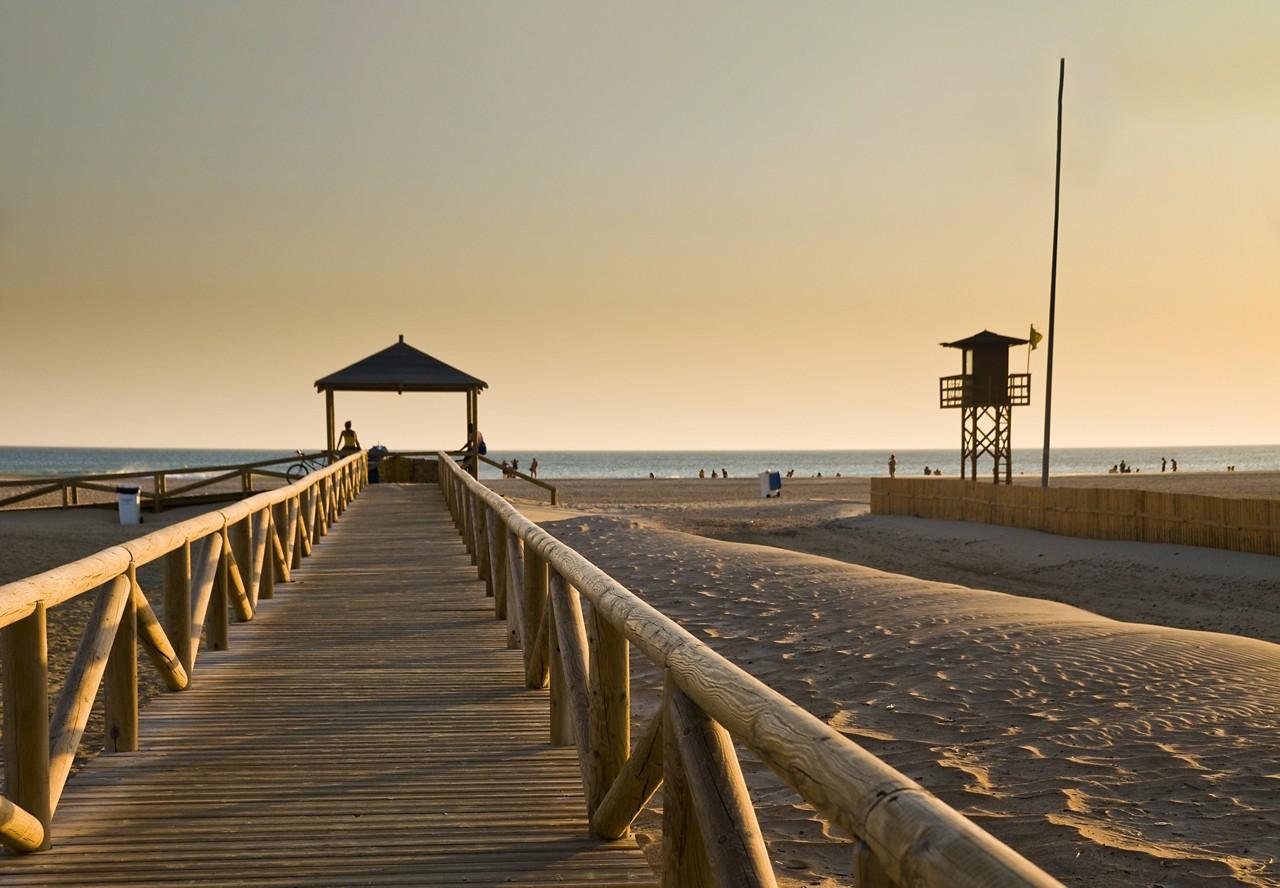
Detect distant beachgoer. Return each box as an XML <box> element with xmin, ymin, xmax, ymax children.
<box><xmin>934</xmin><ymin>469</ymin><xmax>941</xmax><ymax>476</ymax></box>
<box><xmin>1171</xmin><ymin>459</ymin><xmax>1178</xmax><ymax>472</ymax></box>
<box><xmin>649</xmin><ymin>472</ymin><xmax>655</xmax><ymax>479</ymax></box>
<box><xmin>511</xmin><ymin>458</ymin><xmax>518</xmax><ymax>474</ymax></box>
<box><xmin>888</xmin><ymin>455</ymin><xmax>897</xmax><ymax>478</ymax></box>
<box><xmin>923</xmin><ymin>466</ymin><xmax>931</xmax><ymax>476</ymax></box>
<box><xmin>338</xmin><ymin>421</ymin><xmax>361</xmax><ymax>455</ymax></box>
<box><xmin>529</xmin><ymin>458</ymin><xmax>538</xmax><ymax>478</ymax></box>
<box><xmin>1109</xmin><ymin>465</ymin><xmax>1118</xmax><ymax>474</ymax></box>
<box><xmin>501</xmin><ymin>459</ymin><xmax>511</xmax><ymax>478</ymax></box>
<box><xmin>699</xmin><ymin>469</ymin><xmax>706</xmax><ymax>479</ymax></box>
<box><xmin>721</xmin><ymin>468</ymin><xmax>728</xmax><ymax>478</ymax></box>
<box><xmin>1161</xmin><ymin>457</ymin><xmax>1167</xmax><ymax>472</ymax></box>
<box><xmin>463</xmin><ymin>424</ymin><xmax>486</xmax><ymax>456</ymax></box>
<box><xmin>711</xmin><ymin>470</ymin><xmax>718</xmax><ymax>479</ymax></box>
<box><xmin>786</xmin><ymin>469</ymin><xmax>795</xmax><ymax>478</ymax></box>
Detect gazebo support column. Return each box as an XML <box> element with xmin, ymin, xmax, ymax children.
<box><xmin>325</xmin><ymin>390</ymin><xmax>336</xmax><ymax>455</ymax></box>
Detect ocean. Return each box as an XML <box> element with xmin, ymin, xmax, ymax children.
<box><xmin>2</xmin><ymin>445</ymin><xmax>1277</xmax><ymax>481</ymax></box>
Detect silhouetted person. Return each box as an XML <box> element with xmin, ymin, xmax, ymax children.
<box><xmin>338</xmin><ymin>421</ymin><xmax>361</xmax><ymax>455</ymax></box>
<box><xmin>888</xmin><ymin>455</ymin><xmax>897</xmax><ymax>478</ymax></box>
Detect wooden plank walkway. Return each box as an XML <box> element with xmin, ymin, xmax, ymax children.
<box><xmin>2</xmin><ymin>485</ymin><xmax>657</xmax><ymax>887</ymax></box>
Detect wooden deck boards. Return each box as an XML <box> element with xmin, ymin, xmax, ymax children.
<box><xmin>3</xmin><ymin>485</ymin><xmax>657</xmax><ymax>887</ymax></box>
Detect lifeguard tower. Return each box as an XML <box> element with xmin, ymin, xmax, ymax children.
<box><xmin>939</xmin><ymin>330</ymin><xmax>1031</xmax><ymax>484</ymax></box>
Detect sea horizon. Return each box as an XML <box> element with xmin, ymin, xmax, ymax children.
<box><xmin>3</xmin><ymin>444</ymin><xmax>1278</xmax><ymax>482</ymax></box>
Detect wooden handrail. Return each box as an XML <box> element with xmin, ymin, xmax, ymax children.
<box><xmin>0</xmin><ymin>452</ymin><xmax>368</xmax><ymax>854</ymax></box>
<box><xmin>0</xmin><ymin>450</ymin><xmax>338</xmax><ymax>513</ymax></box>
<box><xmin>439</xmin><ymin>454</ymin><xmax>1064</xmax><ymax>888</ymax></box>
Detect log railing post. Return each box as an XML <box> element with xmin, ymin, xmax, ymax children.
<box><xmin>662</xmin><ymin>675</ymin><xmax>711</xmax><ymax>887</ymax></box>
<box><xmin>476</xmin><ymin>499</ymin><xmax>492</xmax><ymax>595</ymax></box>
<box><xmin>522</xmin><ymin>546</ymin><xmax>548</xmax><ymax>655</ymax></box>
<box><xmin>668</xmin><ymin>682</ymin><xmax>776</xmax><ymax>887</ymax></box>
<box><xmin>588</xmin><ymin>598</ymin><xmax>629</xmax><ymax>817</ymax></box>
<box><xmin>549</xmin><ymin>573</ymin><xmax>593</xmax><ymax>799</ymax></box>
<box><xmin>504</xmin><ymin>531</ymin><xmax>525</xmax><ymax>651</ymax></box>
<box><xmin>485</xmin><ymin>506</ymin><xmax>508</xmax><ymax>619</ymax></box>
<box><xmin>104</xmin><ymin>564</ymin><xmax>140</xmax><ymax>753</ymax></box>
<box><xmin>1</xmin><ymin>602</ymin><xmax>51</xmax><ymax>852</ymax></box>
<box><xmin>164</xmin><ymin>542</ymin><xmax>193</xmax><ymax>676</ymax></box>
<box><xmin>209</xmin><ymin>530</ymin><xmax>231</xmax><ymax>651</ymax></box>
<box><xmin>591</xmin><ymin>709</ymin><xmax>665</xmax><ymax>840</ymax></box>
<box><xmin>249</xmin><ymin>508</ymin><xmax>270</xmax><ymax>606</ymax></box>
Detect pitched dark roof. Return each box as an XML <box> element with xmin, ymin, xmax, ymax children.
<box><xmin>315</xmin><ymin>337</ymin><xmax>487</xmax><ymax>392</ymax></box>
<box><xmin>940</xmin><ymin>329</ymin><xmax>1030</xmax><ymax>349</ymax></box>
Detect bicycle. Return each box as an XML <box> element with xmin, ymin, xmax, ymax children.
<box><xmin>286</xmin><ymin>451</ymin><xmax>328</xmax><ymax>483</ymax></box>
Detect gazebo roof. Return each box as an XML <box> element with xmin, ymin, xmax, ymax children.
<box><xmin>939</xmin><ymin>329</ymin><xmax>1029</xmax><ymax>350</ymax></box>
<box><xmin>315</xmin><ymin>336</ymin><xmax>488</xmax><ymax>393</ymax></box>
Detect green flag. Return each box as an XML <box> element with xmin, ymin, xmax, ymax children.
<box><xmin>1029</xmin><ymin>324</ymin><xmax>1043</xmax><ymax>350</ymax></box>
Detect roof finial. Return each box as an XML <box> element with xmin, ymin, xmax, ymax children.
<box><xmin>399</xmin><ymin>334</ymin><xmax>404</xmax><ymax>343</ymax></box>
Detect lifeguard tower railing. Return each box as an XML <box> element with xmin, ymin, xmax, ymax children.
<box><xmin>0</xmin><ymin>453</ymin><xmax>368</xmax><ymax>853</ymax></box>
<box><xmin>939</xmin><ymin>372</ymin><xmax>1032</xmax><ymax>409</ymax></box>
<box><xmin>439</xmin><ymin>455</ymin><xmax>1064</xmax><ymax>888</ymax></box>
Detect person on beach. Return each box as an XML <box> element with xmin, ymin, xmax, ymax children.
<box><xmin>888</xmin><ymin>455</ymin><xmax>897</xmax><ymax>478</ymax></box>
<box><xmin>1171</xmin><ymin>458</ymin><xmax>1178</xmax><ymax>472</ymax></box>
<box><xmin>529</xmin><ymin>458</ymin><xmax>538</xmax><ymax>478</ymax></box>
<box><xmin>338</xmin><ymin>421</ymin><xmax>361</xmax><ymax>455</ymax></box>
<box><xmin>1162</xmin><ymin>457</ymin><xmax>1167</xmax><ymax>472</ymax></box>
<box><xmin>463</xmin><ymin>424</ymin><xmax>486</xmax><ymax>458</ymax></box>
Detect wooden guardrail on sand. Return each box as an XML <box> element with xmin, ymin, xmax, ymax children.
<box><xmin>440</xmin><ymin>456</ymin><xmax>1064</xmax><ymax>888</ymax></box>
<box><xmin>0</xmin><ymin>452</ymin><xmax>367</xmax><ymax>853</ymax></box>
<box><xmin>0</xmin><ymin>451</ymin><xmax>339</xmax><ymax>513</ymax></box>
<box><xmin>870</xmin><ymin>478</ymin><xmax>1280</xmax><ymax>556</ymax></box>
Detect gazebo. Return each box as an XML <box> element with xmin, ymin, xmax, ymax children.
<box><xmin>314</xmin><ymin>335</ymin><xmax>488</xmax><ymax>474</ymax></box>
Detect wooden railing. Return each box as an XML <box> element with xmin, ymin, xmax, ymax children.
<box><xmin>0</xmin><ymin>452</ymin><xmax>368</xmax><ymax>853</ymax></box>
<box><xmin>0</xmin><ymin>451</ymin><xmax>338</xmax><ymax>513</ymax></box>
<box><xmin>871</xmin><ymin>478</ymin><xmax>1280</xmax><ymax>556</ymax></box>
<box><xmin>439</xmin><ymin>456</ymin><xmax>1063</xmax><ymax>888</ymax></box>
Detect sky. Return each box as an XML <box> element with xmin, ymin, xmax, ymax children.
<box><xmin>2</xmin><ymin>1</ymin><xmax>1277</xmax><ymax>451</ymax></box>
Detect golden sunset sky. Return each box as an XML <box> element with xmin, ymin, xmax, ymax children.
<box><xmin>2</xmin><ymin>2</ymin><xmax>1277</xmax><ymax>451</ymax></box>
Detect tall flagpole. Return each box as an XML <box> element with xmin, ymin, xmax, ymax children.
<box><xmin>1041</xmin><ymin>58</ymin><xmax>1064</xmax><ymax>488</ymax></box>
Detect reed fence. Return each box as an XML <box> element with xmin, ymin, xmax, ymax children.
<box><xmin>440</xmin><ymin>456</ymin><xmax>1063</xmax><ymax>888</ymax></box>
<box><xmin>0</xmin><ymin>451</ymin><xmax>339</xmax><ymax>513</ymax></box>
<box><xmin>0</xmin><ymin>452</ymin><xmax>367</xmax><ymax>853</ymax></box>
<box><xmin>870</xmin><ymin>478</ymin><xmax>1280</xmax><ymax>556</ymax></box>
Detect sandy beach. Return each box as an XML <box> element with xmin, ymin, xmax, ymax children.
<box><xmin>3</xmin><ymin>472</ymin><xmax>1279</xmax><ymax>885</ymax></box>
<box><xmin>493</xmin><ymin>473</ymin><xmax>1280</xmax><ymax>887</ymax></box>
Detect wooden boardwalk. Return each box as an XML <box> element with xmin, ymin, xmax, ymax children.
<box><xmin>2</xmin><ymin>485</ymin><xmax>657</xmax><ymax>887</ymax></box>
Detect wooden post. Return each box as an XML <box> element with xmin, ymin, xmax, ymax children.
<box><xmin>325</xmin><ymin>388</ymin><xmax>335</xmax><ymax>454</ymax></box>
<box><xmin>522</xmin><ymin>545</ymin><xmax>548</xmax><ymax>655</ymax></box>
<box><xmin>105</xmin><ymin>564</ymin><xmax>140</xmax><ymax>753</ymax></box>
<box><xmin>485</xmin><ymin>506</ymin><xmax>508</xmax><ymax>619</ymax></box>
<box><xmin>662</xmin><ymin>675</ymin><xmax>711</xmax><ymax>887</ymax></box>
<box><xmin>209</xmin><ymin>530</ymin><xmax>231</xmax><ymax>651</ymax></box>
<box><xmin>187</xmin><ymin>532</ymin><xmax>225</xmax><ymax>670</ymax></box>
<box><xmin>668</xmin><ymin>684</ymin><xmax>776</xmax><ymax>888</ymax></box>
<box><xmin>505</xmin><ymin>531</ymin><xmax>525</xmax><ymax>651</ymax></box>
<box><xmin>250</xmin><ymin>509</ymin><xmax>270</xmax><ymax>604</ymax></box>
<box><xmin>476</xmin><ymin>497</ymin><xmax>492</xmax><ymax>594</ymax></box>
<box><xmin>588</xmin><ymin>599</ymin><xmax>629</xmax><ymax>817</ymax></box>
<box><xmin>1</xmin><ymin>602</ymin><xmax>51</xmax><ymax>851</ymax></box>
<box><xmin>549</xmin><ymin>574</ymin><xmax>592</xmax><ymax>773</ymax></box>
<box><xmin>164</xmin><ymin>542</ymin><xmax>193</xmax><ymax>676</ymax></box>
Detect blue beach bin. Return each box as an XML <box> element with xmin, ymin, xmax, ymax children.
<box><xmin>758</xmin><ymin>471</ymin><xmax>782</xmax><ymax>498</ymax></box>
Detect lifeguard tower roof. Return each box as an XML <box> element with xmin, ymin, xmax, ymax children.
<box><xmin>315</xmin><ymin>336</ymin><xmax>487</xmax><ymax>393</ymax></box>
<box><xmin>940</xmin><ymin>329</ymin><xmax>1029</xmax><ymax>350</ymax></box>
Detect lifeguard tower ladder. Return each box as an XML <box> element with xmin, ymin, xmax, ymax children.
<box><xmin>939</xmin><ymin>330</ymin><xmax>1031</xmax><ymax>484</ymax></box>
